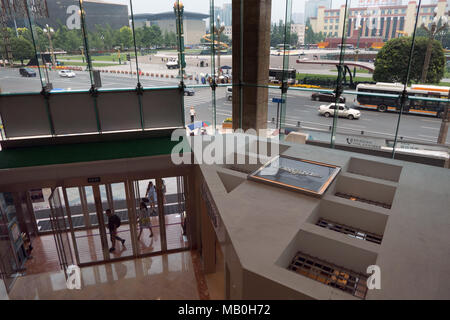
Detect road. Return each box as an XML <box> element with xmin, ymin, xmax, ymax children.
<box><xmin>1</xmin><ymin>68</ymin><xmax>448</xmax><ymax>144</ymax></box>
<box><xmin>185</xmin><ymin>87</ymin><xmax>449</xmax><ymax>144</ymax></box>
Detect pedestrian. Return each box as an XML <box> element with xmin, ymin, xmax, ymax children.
<box><xmin>145</xmin><ymin>181</ymin><xmax>157</xmax><ymax>214</ymax></box>
<box><xmin>105</xmin><ymin>209</ymin><xmax>125</xmax><ymax>253</ymax></box>
<box><xmin>190</xmin><ymin>106</ymin><xmax>196</xmax><ymax>123</ymax></box>
<box><xmin>162</xmin><ymin>179</ymin><xmax>167</xmax><ymax>204</ymax></box>
<box><xmin>137</xmin><ymin>201</ymin><xmax>153</xmax><ymax>239</ymax></box>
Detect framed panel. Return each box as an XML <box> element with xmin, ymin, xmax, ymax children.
<box><xmin>50</xmin><ymin>92</ymin><xmax>98</xmax><ymax>135</ymax></box>
<box><xmin>142</xmin><ymin>89</ymin><xmax>184</xmax><ymax>129</ymax></box>
<box><xmin>96</xmin><ymin>91</ymin><xmax>141</xmax><ymax>132</ymax></box>
<box><xmin>0</xmin><ymin>95</ymin><xmax>51</xmax><ymax>138</ymax></box>
<box><xmin>248</xmin><ymin>155</ymin><xmax>341</xmax><ymax>197</ymax></box>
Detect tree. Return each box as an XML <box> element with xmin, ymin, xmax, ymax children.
<box><xmin>373</xmin><ymin>36</ymin><xmax>445</xmax><ymax>84</ymax></box>
<box><xmin>304</xmin><ymin>19</ymin><xmax>325</xmax><ymax>44</ymax></box>
<box><xmin>270</xmin><ymin>21</ymin><xmax>299</xmax><ymax>47</ymax></box>
<box><xmin>10</xmin><ymin>37</ymin><xmax>34</xmax><ymax>65</ymax></box>
<box><xmin>118</xmin><ymin>26</ymin><xmax>133</xmax><ymax>49</ymax></box>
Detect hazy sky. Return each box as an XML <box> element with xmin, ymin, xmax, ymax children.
<box><xmin>103</xmin><ymin>0</ymin><xmax>434</xmax><ymax>22</ymax></box>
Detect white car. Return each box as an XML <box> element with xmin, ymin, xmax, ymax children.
<box><xmin>318</xmin><ymin>103</ymin><xmax>361</xmax><ymax>120</ymax></box>
<box><xmin>225</xmin><ymin>87</ymin><xmax>232</xmax><ymax>101</ymax></box>
<box><xmin>58</xmin><ymin>70</ymin><xmax>76</xmax><ymax>78</ymax></box>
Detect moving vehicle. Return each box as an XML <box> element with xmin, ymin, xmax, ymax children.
<box><xmin>318</xmin><ymin>103</ymin><xmax>361</xmax><ymax>120</ymax></box>
<box><xmin>311</xmin><ymin>92</ymin><xmax>346</xmax><ymax>103</ymax></box>
<box><xmin>58</xmin><ymin>70</ymin><xmax>76</xmax><ymax>78</ymax></box>
<box><xmin>355</xmin><ymin>82</ymin><xmax>449</xmax><ymax>118</ymax></box>
<box><xmin>19</xmin><ymin>67</ymin><xmax>36</xmax><ymax>77</ymax></box>
<box><xmin>226</xmin><ymin>87</ymin><xmax>232</xmax><ymax>101</ymax></box>
<box><xmin>166</xmin><ymin>58</ymin><xmax>179</xmax><ymax>69</ymax></box>
<box><xmin>184</xmin><ymin>88</ymin><xmax>195</xmax><ymax>96</ymax></box>
<box><xmin>269</xmin><ymin>68</ymin><xmax>296</xmax><ymax>85</ymax></box>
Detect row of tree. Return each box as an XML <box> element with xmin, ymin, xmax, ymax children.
<box><xmin>1</xmin><ymin>24</ymin><xmax>179</xmax><ymax>62</ymax></box>
<box><xmin>270</xmin><ymin>20</ymin><xmax>299</xmax><ymax>47</ymax></box>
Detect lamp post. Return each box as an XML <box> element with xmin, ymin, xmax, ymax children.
<box><xmin>173</xmin><ymin>1</ymin><xmax>186</xmax><ymax>79</ymax></box>
<box><xmin>353</xmin><ymin>13</ymin><xmax>363</xmax><ymax>78</ymax></box>
<box><xmin>43</xmin><ymin>24</ymin><xmax>56</xmax><ymax>66</ymax></box>
<box><xmin>304</xmin><ymin>25</ymin><xmax>309</xmax><ymax>50</ymax></box>
<box><xmin>214</xmin><ymin>15</ymin><xmax>225</xmax><ymax>76</ymax></box>
<box><xmin>420</xmin><ymin>8</ymin><xmax>449</xmax><ymax>83</ymax></box>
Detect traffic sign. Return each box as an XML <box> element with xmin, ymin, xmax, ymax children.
<box><xmin>272</xmin><ymin>98</ymin><xmax>285</xmax><ymax>103</ymax></box>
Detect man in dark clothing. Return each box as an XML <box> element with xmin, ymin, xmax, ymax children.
<box><xmin>106</xmin><ymin>209</ymin><xmax>125</xmax><ymax>252</ymax></box>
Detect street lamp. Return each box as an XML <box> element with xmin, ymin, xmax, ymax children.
<box><xmin>353</xmin><ymin>13</ymin><xmax>363</xmax><ymax>78</ymax></box>
<box><xmin>43</xmin><ymin>24</ymin><xmax>56</xmax><ymax>66</ymax></box>
<box><xmin>214</xmin><ymin>15</ymin><xmax>225</xmax><ymax>76</ymax></box>
<box><xmin>420</xmin><ymin>8</ymin><xmax>449</xmax><ymax>83</ymax></box>
<box><xmin>173</xmin><ymin>1</ymin><xmax>186</xmax><ymax>79</ymax></box>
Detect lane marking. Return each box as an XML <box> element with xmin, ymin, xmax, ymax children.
<box><xmin>421</xmin><ymin>126</ymin><xmax>439</xmax><ymax>130</ymax></box>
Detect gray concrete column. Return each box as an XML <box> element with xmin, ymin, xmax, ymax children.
<box><xmin>232</xmin><ymin>0</ymin><xmax>272</xmax><ymax>131</ymax></box>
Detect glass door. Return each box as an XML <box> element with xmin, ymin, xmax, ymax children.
<box><xmin>135</xmin><ymin>179</ymin><xmax>162</xmax><ymax>255</ymax></box>
<box><xmin>62</xmin><ymin>181</ymin><xmax>137</xmax><ymax>266</ymax></box>
<box><xmin>65</xmin><ymin>185</ymin><xmax>108</xmax><ymax>265</ymax></box>
<box><xmin>161</xmin><ymin>176</ymin><xmax>189</xmax><ymax>251</ymax></box>
<box><xmin>99</xmin><ymin>182</ymin><xmax>135</xmax><ymax>261</ymax></box>
<box><xmin>48</xmin><ymin>188</ymin><xmax>74</xmax><ymax>277</ymax></box>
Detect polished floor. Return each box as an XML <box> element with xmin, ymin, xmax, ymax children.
<box><xmin>9</xmin><ymin>251</ymin><xmax>207</xmax><ymax>300</ymax></box>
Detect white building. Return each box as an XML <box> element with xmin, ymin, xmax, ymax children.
<box><xmin>291</xmin><ymin>24</ymin><xmax>306</xmax><ymax>45</ymax></box>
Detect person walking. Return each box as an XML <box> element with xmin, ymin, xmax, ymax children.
<box><xmin>190</xmin><ymin>106</ymin><xmax>196</xmax><ymax>123</ymax></box>
<box><xmin>145</xmin><ymin>181</ymin><xmax>157</xmax><ymax>214</ymax></box>
<box><xmin>161</xmin><ymin>179</ymin><xmax>167</xmax><ymax>204</ymax></box>
<box><xmin>105</xmin><ymin>209</ymin><xmax>125</xmax><ymax>252</ymax></box>
<box><xmin>137</xmin><ymin>201</ymin><xmax>153</xmax><ymax>239</ymax></box>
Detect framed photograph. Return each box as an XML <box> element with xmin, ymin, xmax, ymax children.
<box><xmin>248</xmin><ymin>155</ymin><xmax>341</xmax><ymax>197</ymax></box>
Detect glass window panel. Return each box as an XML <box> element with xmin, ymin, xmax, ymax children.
<box><xmin>0</xmin><ymin>1</ymin><xmax>44</xmax><ymax>93</ymax></box>
<box><xmin>130</xmin><ymin>0</ymin><xmax>191</xmax><ymax>90</ymax></box>
<box><xmin>31</xmin><ymin>1</ymin><xmax>86</xmax><ymax>92</ymax></box>
<box><xmin>394</xmin><ymin>0</ymin><xmax>450</xmax><ymax>150</ymax></box>
<box><xmin>80</xmin><ymin>0</ymin><xmax>136</xmax><ymax>90</ymax></box>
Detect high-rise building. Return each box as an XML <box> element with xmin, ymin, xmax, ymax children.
<box><xmin>222</xmin><ymin>3</ymin><xmax>232</xmax><ymax>26</ymax></box>
<box><xmin>304</xmin><ymin>0</ymin><xmax>331</xmax><ymax>23</ymax></box>
<box><xmin>292</xmin><ymin>12</ymin><xmax>305</xmax><ymax>24</ymax></box>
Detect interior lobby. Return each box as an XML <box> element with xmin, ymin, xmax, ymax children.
<box><xmin>1</xmin><ymin>0</ymin><xmax>450</xmax><ymax>300</ymax></box>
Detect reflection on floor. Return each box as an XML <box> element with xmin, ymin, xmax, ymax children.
<box><xmin>10</xmin><ymin>251</ymin><xmax>205</xmax><ymax>300</ymax></box>
<box><xmin>204</xmin><ymin>241</ymin><xmax>225</xmax><ymax>300</ymax></box>
<box><xmin>24</xmin><ymin>234</ymin><xmax>60</xmax><ymax>275</ymax></box>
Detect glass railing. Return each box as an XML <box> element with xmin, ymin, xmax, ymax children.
<box><xmin>0</xmin><ymin>0</ymin><xmax>448</xmax><ymax>158</ymax></box>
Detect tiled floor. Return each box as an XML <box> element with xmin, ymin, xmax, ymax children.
<box><xmin>9</xmin><ymin>251</ymin><xmax>203</xmax><ymax>300</ymax></box>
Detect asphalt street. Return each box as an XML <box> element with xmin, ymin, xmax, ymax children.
<box><xmin>185</xmin><ymin>87</ymin><xmax>449</xmax><ymax>144</ymax></box>
<box><xmin>1</xmin><ymin>69</ymin><xmax>448</xmax><ymax>144</ymax></box>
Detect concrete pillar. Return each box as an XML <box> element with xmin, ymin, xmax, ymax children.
<box><xmin>232</xmin><ymin>0</ymin><xmax>272</xmax><ymax>131</ymax></box>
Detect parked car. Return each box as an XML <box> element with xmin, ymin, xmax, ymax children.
<box><xmin>58</xmin><ymin>70</ymin><xmax>76</xmax><ymax>78</ymax></box>
<box><xmin>226</xmin><ymin>87</ymin><xmax>232</xmax><ymax>101</ymax></box>
<box><xmin>318</xmin><ymin>103</ymin><xmax>360</xmax><ymax>120</ymax></box>
<box><xmin>184</xmin><ymin>88</ymin><xmax>195</xmax><ymax>96</ymax></box>
<box><xmin>19</xmin><ymin>67</ymin><xmax>36</xmax><ymax>77</ymax></box>
<box><xmin>311</xmin><ymin>92</ymin><xmax>346</xmax><ymax>103</ymax></box>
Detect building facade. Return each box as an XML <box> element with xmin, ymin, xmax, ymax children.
<box><xmin>7</xmin><ymin>0</ymin><xmax>129</xmax><ymax>30</ymax></box>
<box><xmin>305</xmin><ymin>0</ymin><xmax>332</xmax><ymax>23</ymax></box>
<box><xmin>133</xmin><ymin>12</ymin><xmax>208</xmax><ymax>46</ymax></box>
<box><xmin>291</xmin><ymin>23</ymin><xmax>306</xmax><ymax>45</ymax></box>
<box><xmin>224</xmin><ymin>25</ymin><xmax>233</xmax><ymax>40</ymax></box>
<box><xmin>310</xmin><ymin>0</ymin><xmax>448</xmax><ymax>45</ymax></box>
